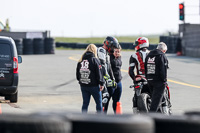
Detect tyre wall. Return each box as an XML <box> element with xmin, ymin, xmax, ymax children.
<box><xmin>145</xmin><ymin>113</ymin><xmax>200</xmax><ymax>133</ymax></box>
<box><xmin>179</xmin><ymin>24</ymin><xmax>200</xmax><ymax>57</ymax></box>
<box><xmin>14</xmin><ymin>37</ymin><xmax>55</xmax><ymax>55</ymax></box>
<box><xmin>1</xmin><ymin>111</ymin><xmax>200</xmax><ymax>133</ymax></box>
<box><xmin>159</xmin><ymin>36</ymin><xmax>180</xmax><ymax>53</ymax></box>
<box><xmin>56</xmin><ymin>42</ymin><xmax>158</xmax><ymax>50</ymax></box>
<box><xmin>14</xmin><ymin>38</ymin><xmax>23</xmax><ymax>55</ymax></box>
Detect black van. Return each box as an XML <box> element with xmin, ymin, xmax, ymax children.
<box><xmin>0</xmin><ymin>36</ymin><xmax>22</xmax><ymax>103</ymax></box>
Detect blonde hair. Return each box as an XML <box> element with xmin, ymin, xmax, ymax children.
<box><xmin>78</xmin><ymin>44</ymin><xmax>98</xmax><ymax>62</ymax></box>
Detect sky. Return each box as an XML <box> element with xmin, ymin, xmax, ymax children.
<box><xmin>1</xmin><ymin>0</ymin><xmax>200</xmax><ymax>37</ymax></box>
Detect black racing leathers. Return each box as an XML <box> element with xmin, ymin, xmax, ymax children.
<box><xmin>76</xmin><ymin>51</ymin><xmax>104</xmax><ymax>87</ymax></box>
<box><xmin>145</xmin><ymin>49</ymin><xmax>168</xmax><ymax>82</ymax></box>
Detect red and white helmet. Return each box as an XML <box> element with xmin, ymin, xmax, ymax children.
<box><xmin>134</xmin><ymin>37</ymin><xmax>149</xmax><ymax>51</ymax></box>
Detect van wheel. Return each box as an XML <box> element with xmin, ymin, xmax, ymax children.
<box><xmin>5</xmin><ymin>91</ymin><xmax>18</xmax><ymax>103</ymax></box>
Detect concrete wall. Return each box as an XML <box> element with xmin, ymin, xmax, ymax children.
<box><xmin>179</xmin><ymin>24</ymin><xmax>200</xmax><ymax>57</ymax></box>
<box><xmin>0</xmin><ymin>31</ymin><xmax>50</xmax><ymax>39</ymax></box>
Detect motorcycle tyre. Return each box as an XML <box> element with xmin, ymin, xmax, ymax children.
<box><xmin>137</xmin><ymin>93</ymin><xmax>151</xmax><ymax>113</ymax></box>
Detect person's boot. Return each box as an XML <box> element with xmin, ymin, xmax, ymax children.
<box><xmin>162</xmin><ymin>106</ymin><xmax>169</xmax><ymax>115</ymax></box>
<box><xmin>133</xmin><ymin>107</ymin><xmax>138</xmax><ymax>114</ymax></box>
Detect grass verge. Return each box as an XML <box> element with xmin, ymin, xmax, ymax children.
<box><xmin>54</xmin><ymin>35</ymin><xmax>159</xmax><ymax>44</ymax></box>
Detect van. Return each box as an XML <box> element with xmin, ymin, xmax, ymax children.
<box><xmin>0</xmin><ymin>36</ymin><xmax>22</xmax><ymax>103</ymax></box>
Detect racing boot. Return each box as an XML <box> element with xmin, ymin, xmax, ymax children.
<box><xmin>162</xmin><ymin>106</ymin><xmax>169</xmax><ymax>115</ymax></box>
<box><xmin>133</xmin><ymin>107</ymin><xmax>138</xmax><ymax>114</ymax></box>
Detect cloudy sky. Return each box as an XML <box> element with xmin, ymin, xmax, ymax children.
<box><xmin>1</xmin><ymin>0</ymin><xmax>200</xmax><ymax>37</ymax></box>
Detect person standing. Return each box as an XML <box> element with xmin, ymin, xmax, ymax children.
<box><xmin>145</xmin><ymin>42</ymin><xmax>169</xmax><ymax>113</ymax></box>
<box><xmin>129</xmin><ymin>37</ymin><xmax>150</xmax><ymax>81</ymax></box>
<box><xmin>76</xmin><ymin>44</ymin><xmax>105</xmax><ymax>113</ymax></box>
<box><xmin>97</xmin><ymin>36</ymin><xmax>119</xmax><ymax>113</ymax></box>
<box><xmin>128</xmin><ymin>37</ymin><xmax>150</xmax><ymax>112</ymax></box>
<box><xmin>110</xmin><ymin>45</ymin><xmax>122</xmax><ymax>113</ymax></box>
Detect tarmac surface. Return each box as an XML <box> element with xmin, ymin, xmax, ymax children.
<box><xmin>1</xmin><ymin>49</ymin><xmax>200</xmax><ymax>115</ymax></box>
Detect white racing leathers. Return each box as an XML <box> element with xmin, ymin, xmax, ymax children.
<box><xmin>97</xmin><ymin>47</ymin><xmax>115</xmax><ymax>107</ymax></box>
<box><xmin>129</xmin><ymin>49</ymin><xmax>149</xmax><ymax>80</ymax></box>
<box><xmin>97</xmin><ymin>47</ymin><xmax>114</xmax><ymax>81</ymax></box>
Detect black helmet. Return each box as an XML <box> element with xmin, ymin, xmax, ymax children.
<box><xmin>104</xmin><ymin>36</ymin><xmax>119</xmax><ymax>54</ymax></box>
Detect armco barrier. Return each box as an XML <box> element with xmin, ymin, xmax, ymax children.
<box><xmin>56</xmin><ymin>42</ymin><xmax>157</xmax><ymax>50</ymax></box>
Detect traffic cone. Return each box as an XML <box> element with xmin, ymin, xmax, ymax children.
<box><xmin>116</xmin><ymin>102</ymin><xmax>122</xmax><ymax>114</ymax></box>
<box><xmin>176</xmin><ymin>51</ymin><xmax>182</xmax><ymax>56</ymax></box>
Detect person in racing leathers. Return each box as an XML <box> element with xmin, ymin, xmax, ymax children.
<box><xmin>97</xmin><ymin>36</ymin><xmax>119</xmax><ymax>113</ymax></box>
<box><xmin>128</xmin><ymin>37</ymin><xmax>150</xmax><ymax>112</ymax></box>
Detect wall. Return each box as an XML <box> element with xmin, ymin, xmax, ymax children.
<box><xmin>179</xmin><ymin>24</ymin><xmax>200</xmax><ymax>57</ymax></box>
<box><xmin>0</xmin><ymin>31</ymin><xmax>50</xmax><ymax>39</ymax></box>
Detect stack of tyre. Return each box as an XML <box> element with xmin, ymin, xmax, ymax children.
<box><xmin>0</xmin><ymin>112</ymin><xmax>154</xmax><ymax>133</ymax></box>
<box><xmin>1</xmin><ymin>111</ymin><xmax>200</xmax><ymax>133</ymax></box>
<box><xmin>23</xmin><ymin>38</ymin><xmax>34</xmax><ymax>55</ymax></box>
<box><xmin>14</xmin><ymin>39</ymin><xmax>23</xmax><ymax>55</ymax></box>
<box><xmin>14</xmin><ymin>37</ymin><xmax>55</xmax><ymax>55</ymax></box>
<box><xmin>44</xmin><ymin>38</ymin><xmax>55</xmax><ymax>54</ymax></box>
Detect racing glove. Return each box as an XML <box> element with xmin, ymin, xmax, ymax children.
<box><xmin>104</xmin><ymin>74</ymin><xmax>110</xmax><ymax>80</ymax></box>
<box><xmin>104</xmin><ymin>74</ymin><xmax>112</xmax><ymax>87</ymax></box>
<box><xmin>113</xmin><ymin>80</ymin><xmax>117</xmax><ymax>89</ymax></box>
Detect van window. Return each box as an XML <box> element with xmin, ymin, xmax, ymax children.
<box><xmin>0</xmin><ymin>44</ymin><xmax>11</xmax><ymax>60</ymax></box>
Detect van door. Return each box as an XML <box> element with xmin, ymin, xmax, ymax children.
<box><xmin>0</xmin><ymin>44</ymin><xmax>13</xmax><ymax>86</ymax></box>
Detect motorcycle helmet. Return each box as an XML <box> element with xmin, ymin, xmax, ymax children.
<box><xmin>134</xmin><ymin>37</ymin><xmax>149</xmax><ymax>51</ymax></box>
<box><xmin>103</xmin><ymin>36</ymin><xmax>120</xmax><ymax>54</ymax></box>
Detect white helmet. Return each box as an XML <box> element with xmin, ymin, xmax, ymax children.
<box><xmin>134</xmin><ymin>37</ymin><xmax>149</xmax><ymax>51</ymax></box>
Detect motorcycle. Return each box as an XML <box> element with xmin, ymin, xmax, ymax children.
<box><xmin>130</xmin><ymin>75</ymin><xmax>172</xmax><ymax>115</ymax></box>
<box><xmin>130</xmin><ymin>75</ymin><xmax>151</xmax><ymax>113</ymax></box>
<box><xmin>158</xmin><ymin>84</ymin><xmax>172</xmax><ymax>115</ymax></box>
